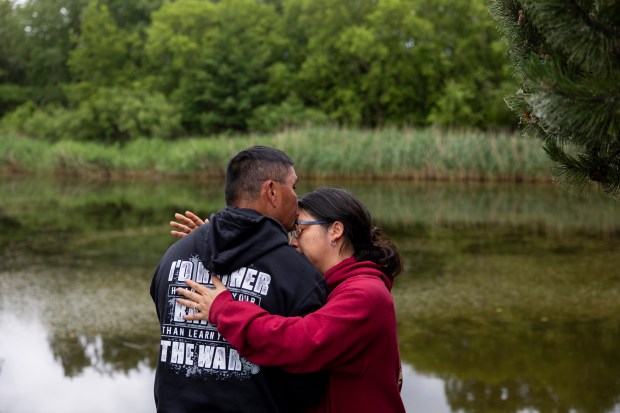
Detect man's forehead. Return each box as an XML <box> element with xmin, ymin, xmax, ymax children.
<box><xmin>287</xmin><ymin>167</ymin><xmax>298</xmax><ymax>182</ymax></box>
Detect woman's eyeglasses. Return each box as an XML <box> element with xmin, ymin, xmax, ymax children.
<box><xmin>289</xmin><ymin>220</ymin><xmax>329</xmax><ymax>239</ymax></box>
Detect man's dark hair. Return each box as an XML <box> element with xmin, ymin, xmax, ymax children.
<box><xmin>225</xmin><ymin>146</ymin><xmax>294</xmax><ymax>206</ymax></box>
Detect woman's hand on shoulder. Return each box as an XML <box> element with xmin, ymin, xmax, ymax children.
<box><xmin>170</xmin><ymin>210</ymin><xmax>207</xmax><ymax>238</ymax></box>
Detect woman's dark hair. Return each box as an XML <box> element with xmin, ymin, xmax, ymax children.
<box><xmin>298</xmin><ymin>188</ymin><xmax>403</xmax><ymax>279</ymax></box>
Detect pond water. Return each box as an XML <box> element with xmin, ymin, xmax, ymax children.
<box><xmin>0</xmin><ymin>177</ymin><xmax>619</xmax><ymax>413</ymax></box>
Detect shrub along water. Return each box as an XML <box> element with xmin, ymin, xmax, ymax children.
<box><xmin>0</xmin><ymin>126</ymin><xmax>552</xmax><ymax>181</ymax></box>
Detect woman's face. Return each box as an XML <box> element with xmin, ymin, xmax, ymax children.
<box><xmin>290</xmin><ymin>210</ymin><xmax>331</xmax><ymax>275</ymax></box>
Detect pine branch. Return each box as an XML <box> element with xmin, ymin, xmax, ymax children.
<box><xmin>544</xmin><ymin>140</ymin><xmax>620</xmax><ymax>196</ymax></box>
<box><xmin>490</xmin><ymin>0</ymin><xmax>620</xmax><ymax>197</ymax></box>
<box><xmin>523</xmin><ymin>0</ymin><xmax>620</xmax><ymax>75</ymax></box>
<box><xmin>489</xmin><ymin>0</ymin><xmax>548</xmax><ymax>81</ymax></box>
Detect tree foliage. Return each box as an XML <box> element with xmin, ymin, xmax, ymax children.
<box><xmin>68</xmin><ymin>2</ymin><xmax>140</xmax><ymax>87</ymax></box>
<box><xmin>1</xmin><ymin>0</ymin><xmax>518</xmax><ymax>141</ymax></box>
<box><xmin>146</xmin><ymin>0</ymin><xmax>285</xmax><ymax>133</ymax></box>
<box><xmin>490</xmin><ymin>0</ymin><xmax>620</xmax><ymax>196</ymax></box>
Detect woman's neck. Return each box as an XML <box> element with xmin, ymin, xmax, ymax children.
<box><xmin>320</xmin><ymin>245</ymin><xmax>354</xmax><ymax>275</ymax></box>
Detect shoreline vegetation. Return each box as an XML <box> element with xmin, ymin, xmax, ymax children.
<box><xmin>0</xmin><ymin>126</ymin><xmax>554</xmax><ymax>182</ymax></box>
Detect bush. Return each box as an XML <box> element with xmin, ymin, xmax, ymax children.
<box><xmin>74</xmin><ymin>88</ymin><xmax>183</xmax><ymax>143</ymax></box>
<box><xmin>248</xmin><ymin>95</ymin><xmax>329</xmax><ymax>133</ymax></box>
<box><xmin>0</xmin><ymin>83</ymin><xmax>32</xmax><ymax>117</ymax></box>
<box><xmin>0</xmin><ymin>88</ymin><xmax>183</xmax><ymax>143</ymax></box>
<box><xmin>0</xmin><ymin>102</ymin><xmax>74</xmax><ymax>140</ymax></box>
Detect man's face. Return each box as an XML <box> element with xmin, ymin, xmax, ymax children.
<box><xmin>274</xmin><ymin>167</ymin><xmax>299</xmax><ymax>231</ymax></box>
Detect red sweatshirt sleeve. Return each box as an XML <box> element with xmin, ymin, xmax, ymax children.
<box><xmin>210</xmin><ymin>277</ymin><xmax>384</xmax><ymax>374</ymax></box>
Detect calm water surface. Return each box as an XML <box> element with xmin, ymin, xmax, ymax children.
<box><xmin>0</xmin><ymin>177</ymin><xmax>618</xmax><ymax>413</ymax></box>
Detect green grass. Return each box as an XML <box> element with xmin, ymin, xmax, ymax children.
<box><xmin>0</xmin><ymin>126</ymin><xmax>554</xmax><ymax>181</ymax></box>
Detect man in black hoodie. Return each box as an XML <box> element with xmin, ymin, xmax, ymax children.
<box><xmin>150</xmin><ymin>146</ymin><xmax>327</xmax><ymax>413</ymax></box>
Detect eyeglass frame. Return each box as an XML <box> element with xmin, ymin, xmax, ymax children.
<box><xmin>288</xmin><ymin>220</ymin><xmax>330</xmax><ymax>239</ymax></box>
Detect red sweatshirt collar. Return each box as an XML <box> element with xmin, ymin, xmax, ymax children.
<box><xmin>324</xmin><ymin>256</ymin><xmax>394</xmax><ymax>292</ymax></box>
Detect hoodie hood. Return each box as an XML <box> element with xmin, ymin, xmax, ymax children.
<box><xmin>197</xmin><ymin>207</ymin><xmax>289</xmax><ymax>275</ymax></box>
<box><xmin>324</xmin><ymin>256</ymin><xmax>394</xmax><ymax>292</ymax></box>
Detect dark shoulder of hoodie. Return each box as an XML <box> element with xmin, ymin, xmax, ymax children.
<box><xmin>149</xmin><ymin>260</ymin><xmax>162</xmax><ymax>318</ymax></box>
<box><xmin>262</xmin><ymin>244</ymin><xmax>327</xmax><ymax>316</ymax></box>
<box><xmin>158</xmin><ymin>224</ymin><xmax>208</xmax><ymax>263</ymax></box>
<box><xmin>151</xmin><ymin>227</ymin><xmax>209</xmax><ymax>303</ymax></box>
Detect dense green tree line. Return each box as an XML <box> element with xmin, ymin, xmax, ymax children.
<box><xmin>0</xmin><ymin>0</ymin><xmax>517</xmax><ymax>141</ymax></box>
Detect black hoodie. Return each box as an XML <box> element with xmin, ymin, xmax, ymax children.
<box><xmin>150</xmin><ymin>207</ymin><xmax>327</xmax><ymax>413</ymax></box>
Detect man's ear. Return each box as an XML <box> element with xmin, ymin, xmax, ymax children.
<box><xmin>262</xmin><ymin>180</ymin><xmax>278</xmax><ymax>208</ymax></box>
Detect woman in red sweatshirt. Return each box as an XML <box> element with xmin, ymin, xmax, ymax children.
<box><xmin>177</xmin><ymin>188</ymin><xmax>406</xmax><ymax>413</ymax></box>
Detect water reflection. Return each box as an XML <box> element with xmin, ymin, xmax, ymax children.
<box><xmin>1</xmin><ymin>177</ymin><xmax>619</xmax><ymax>413</ymax></box>
<box><xmin>0</xmin><ymin>308</ymin><xmax>429</xmax><ymax>413</ymax></box>
<box><xmin>0</xmin><ymin>313</ymin><xmax>155</xmax><ymax>413</ymax></box>
<box><xmin>402</xmin><ymin>321</ymin><xmax>620</xmax><ymax>413</ymax></box>
<box><xmin>5</xmin><ymin>306</ymin><xmax>620</xmax><ymax>413</ymax></box>
<box><xmin>401</xmin><ymin>365</ymin><xmax>452</xmax><ymax>413</ymax></box>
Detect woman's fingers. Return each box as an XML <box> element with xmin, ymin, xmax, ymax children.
<box><xmin>185</xmin><ymin>211</ymin><xmax>206</xmax><ymax>227</ymax></box>
<box><xmin>175</xmin><ymin>286</ymin><xmax>197</xmax><ymax>300</ymax></box>
<box><xmin>168</xmin><ymin>211</ymin><xmax>208</xmax><ymax>239</ymax></box>
<box><xmin>175</xmin><ymin>277</ymin><xmax>227</xmax><ymax>321</ymax></box>
<box><xmin>211</xmin><ymin>275</ymin><xmax>226</xmax><ymax>291</ymax></box>
<box><xmin>176</xmin><ymin>297</ymin><xmax>198</xmax><ymax>310</ymax></box>
<box><xmin>184</xmin><ymin>279</ymin><xmax>212</xmax><ymax>294</ymax></box>
<box><xmin>175</xmin><ymin>290</ymin><xmax>209</xmax><ymax>321</ymax></box>
<box><xmin>170</xmin><ymin>222</ymin><xmax>191</xmax><ymax>239</ymax></box>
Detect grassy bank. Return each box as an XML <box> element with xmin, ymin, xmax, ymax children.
<box><xmin>0</xmin><ymin>126</ymin><xmax>553</xmax><ymax>181</ymax></box>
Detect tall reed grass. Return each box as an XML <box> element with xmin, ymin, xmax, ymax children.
<box><xmin>0</xmin><ymin>126</ymin><xmax>553</xmax><ymax>181</ymax></box>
